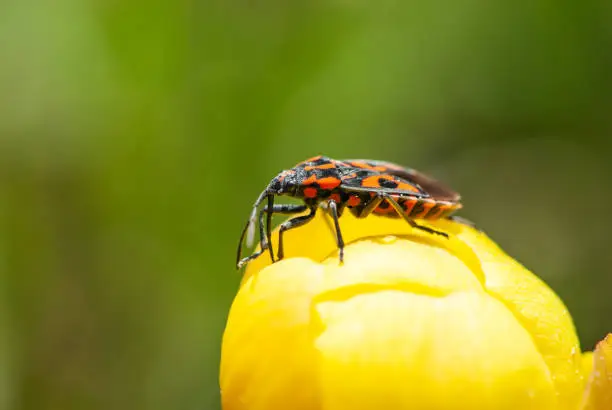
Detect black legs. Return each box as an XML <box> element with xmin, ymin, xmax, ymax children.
<box><xmin>342</xmin><ymin>188</ymin><xmax>448</xmax><ymax>238</ymax></box>
<box><xmin>237</xmin><ymin>193</ymin><xmax>452</xmax><ymax>269</ymax></box>
<box><xmin>374</xmin><ymin>195</ymin><xmax>448</xmax><ymax>238</ymax></box>
<box><xmin>276</xmin><ymin>206</ymin><xmax>317</xmax><ymax>260</ymax></box>
<box><xmin>237</xmin><ymin>204</ymin><xmax>307</xmax><ymax>268</ymax></box>
<box><xmin>236</xmin><ymin>200</ymin><xmax>347</xmax><ymax>267</ymax></box>
<box><xmin>327</xmin><ymin>200</ymin><xmax>345</xmax><ymax>262</ymax></box>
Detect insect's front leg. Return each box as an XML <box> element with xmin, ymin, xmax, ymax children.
<box><xmin>277</xmin><ymin>206</ymin><xmax>318</xmax><ymax>261</ymax></box>
<box><xmin>237</xmin><ymin>203</ymin><xmax>308</xmax><ymax>268</ymax></box>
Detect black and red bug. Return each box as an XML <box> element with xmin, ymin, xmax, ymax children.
<box><xmin>236</xmin><ymin>155</ymin><xmax>464</xmax><ymax>269</ymax></box>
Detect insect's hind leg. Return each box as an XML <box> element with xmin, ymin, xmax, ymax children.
<box><xmin>237</xmin><ymin>203</ymin><xmax>308</xmax><ymax>268</ymax></box>
<box><xmin>352</xmin><ymin>195</ymin><xmax>383</xmax><ymax>218</ymax></box>
<box><xmin>382</xmin><ymin>195</ymin><xmax>449</xmax><ymax>238</ymax></box>
<box><xmin>277</xmin><ymin>206</ymin><xmax>317</xmax><ymax>261</ymax></box>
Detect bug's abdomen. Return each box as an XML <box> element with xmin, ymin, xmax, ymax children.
<box><xmin>373</xmin><ymin>197</ymin><xmax>461</xmax><ymax>220</ymax></box>
<box><xmin>412</xmin><ymin>199</ymin><xmax>461</xmax><ymax>220</ymax></box>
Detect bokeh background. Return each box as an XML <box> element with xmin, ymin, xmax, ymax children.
<box><xmin>2</xmin><ymin>1</ymin><xmax>612</xmax><ymax>409</ymax></box>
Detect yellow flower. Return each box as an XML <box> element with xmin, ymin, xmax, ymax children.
<box><xmin>581</xmin><ymin>334</ymin><xmax>612</xmax><ymax>409</ymax></box>
<box><xmin>220</xmin><ymin>211</ymin><xmax>610</xmax><ymax>410</ymax></box>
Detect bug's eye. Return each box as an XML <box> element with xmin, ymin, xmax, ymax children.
<box><xmin>270</xmin><ymin>175</ymin><xmax>292</xmax><ymax>194</ymax></box>
<box><xmin>268</xmin><ymin>177</ymin><xmax>281</xmax><ymax>192</ymax></box>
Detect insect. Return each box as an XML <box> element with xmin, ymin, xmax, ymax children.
<box><xmin>236</xmin><ymin>155</ymin><xmax>463</xmax><ymax>269</ymax></box>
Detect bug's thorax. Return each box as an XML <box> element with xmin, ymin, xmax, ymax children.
<box><xmin>268</xmin><ymin>165</ymin><xmax>342</xmax><ymax>201</ymax></box>
<box><xmin>267</xmin><ymin>169</ymin><xmax>300</xmax><ymax>196</ymax></box>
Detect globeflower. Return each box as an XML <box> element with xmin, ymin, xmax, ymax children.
<box><xmin>220</xmin><ymin>211</ymin><xmax>611</xmax><ymax>410</ymax></box>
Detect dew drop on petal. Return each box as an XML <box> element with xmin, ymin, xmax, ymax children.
<box><xmin>380</xmin><ymin>235</ymin><xmax>398</xmax><ymax>244</ymax></box>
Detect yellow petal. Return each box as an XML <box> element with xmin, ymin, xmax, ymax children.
<box><xmin>220</xmin><ymin>259</ymin><xmax>323</xmax><ymax>410</ymax></box>
<box><xmin>582</xmin><ymin>352</ymin><xmax>594</xmax><ymax>380</ymax></box>
<box><xmin>580</xmin><ymin>334</ymin><xmax>612</xmax><ymax>410</ymax></box>
<box><xmin>315</xmin><ymin>291</ymin><xmax>555</xmax><ymax>410</ymax></box>
<box><xmin>221</xmin><ymin>211</ymin><xmax>585</xmax><ymax>410</ymax></box>
<box><xmin>435</xmin><ymin>218</ymin><xmax>584</xmax><ymax>408</ymax></box>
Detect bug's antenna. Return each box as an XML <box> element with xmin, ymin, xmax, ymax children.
<box><xmin>236</xmin><ymin>188</ymin><xmax>269</xmax><ymax>267</ymax></box>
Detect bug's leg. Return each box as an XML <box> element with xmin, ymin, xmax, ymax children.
<box><xmin>277</xmin><ymin>206</ymin><xmax>318</xmax><ymax>261</ymax></box>
<box><xmin>254</xmin><ymin>203</ymin><xmax>308</xmax><ymax>264</ymax></box>
<box><xmin>258</xmin><ymin>203</ymin><xmax>309</xmax><ymax>250</ymax></box>
<box><xmin>334</xmin><ymin>200</ymin><xmax>346</xmax><ymax>217</ymax></box>
<box><xmin>237</xmin><ymin>203</ymin><xmax>308</xmax><ymax>269</ymax></box>
<box><xmin>382</xmin><ymin>195</ymin><xmax>449</xmax><ymax>238</ymax></box>
<box><xmin>353</xmin><ymin>195</ymin><xmax>384</xmax><ymax>218</ymax></box>
<box><xmin>237</xmin><ymin>220</ymin><xmax>252</xmax><ymax>268</ymax></box>
<box><xmin>266</xmin><ymin>194</ymin><xmax>275</xmax><ymax>263</ymax></box>
<box><xmin>327</xmin><ymin>200</ymin><xmax>345</xmax><ymax>263</ymax></box>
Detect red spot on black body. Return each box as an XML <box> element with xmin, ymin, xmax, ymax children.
<box><xmin>314</xmin><ymin>176</ymin><xmax>341</xmax><ymax>190</ymax></box>
<box><xmin>347</xmin><ymin>195</ymin><xmax>361</xmax><ymax>207</ymax></box>
<box><xmin>303</xmin><ymin>187</ymin><xmax>318</xmax><ymax>198</ymax></box>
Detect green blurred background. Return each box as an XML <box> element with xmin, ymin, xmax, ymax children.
<box><xmin>2</xmin><ymin>1</ymin><xmax>612</xmax><ymax>409</ymax></box>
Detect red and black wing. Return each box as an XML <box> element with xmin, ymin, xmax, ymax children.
<box><xmin>340</xmin><ymin>159</ymin><xmax>461</xmax><ymax>203</ymax></box>
<box><xmin>338</xmin><ymin>167</ymin><xmax>430</xmax><ymax>198</ymax></box>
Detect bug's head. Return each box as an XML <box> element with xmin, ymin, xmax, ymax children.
<box><xmin>268</xmin><ymin>170</ymin><xmax>299</xmax><ymax>195</ymax></box>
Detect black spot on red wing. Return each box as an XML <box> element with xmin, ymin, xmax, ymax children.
<box><xmin>340</xmin><ymin>159</ymin><xmax>460</xmax><ymax>203</ymax></box>
<box><xmin>378</xmin><ymin>177</ymin><xmax>399</xmax><ymax>189</ymax></box>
